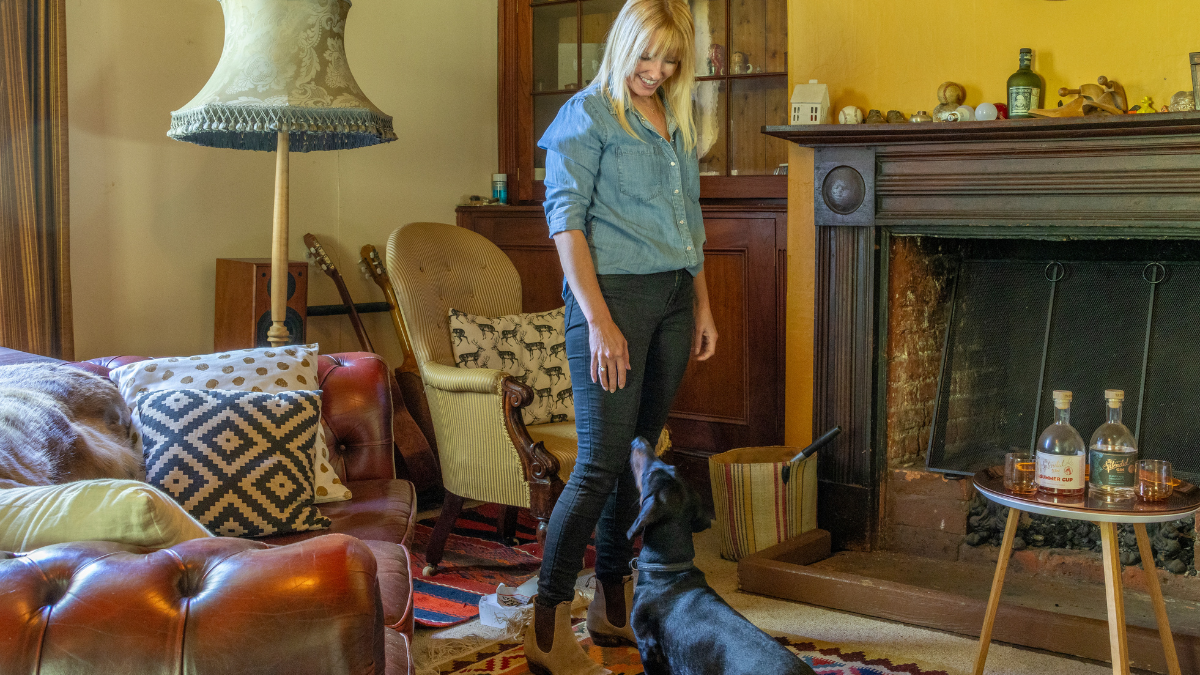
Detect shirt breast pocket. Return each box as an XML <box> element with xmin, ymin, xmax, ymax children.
<box><xmin>617</xmin><ymin>146</ymin><xmax>661</xmax><ymax>201</ymax></box>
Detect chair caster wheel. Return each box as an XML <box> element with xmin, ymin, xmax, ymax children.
<box><xmin>422</xmin><ymin>564</ymin><xmax>437</xmax><ymax>577</ymax></box>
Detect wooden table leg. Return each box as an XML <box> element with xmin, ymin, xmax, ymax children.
<box><xmin>972</xmin><ymin>507</ymin><xmax>1021</xmax><ymax>675</ymax></box>
<box><xmin>1134</xmin><ymin>523</ymin><xmax>1182</xmax><ymax>675</ymax></box>
<box><xmin>1099</xmin><ymin>521</ymin><xmax>1131</xmax><ymax>675</ymax></box>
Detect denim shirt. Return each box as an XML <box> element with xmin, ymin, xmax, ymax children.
<box><xmin>539</xmin><ymin>87</ymin><xmax>705</xmax><ymax>277</ymax></box>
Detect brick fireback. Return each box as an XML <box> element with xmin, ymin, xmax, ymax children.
<box><xmin>885</xmin><ymin>236</ymin><xmax>956</xmax><ymax>467</ymax></box>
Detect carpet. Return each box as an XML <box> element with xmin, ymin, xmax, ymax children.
<box><xmin>427</xmin><ymin>624</ymin><xmax>950</xmax><ymax>675</ymax></box>
<box><xmin>411</xmin><ymin>504</ymin><xmax>595</xmax><ymax>627</ymax></box>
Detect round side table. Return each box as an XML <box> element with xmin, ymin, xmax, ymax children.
<box><xmin>972</xmin><ymin>470</ymin><xmax>1200</xmax><ymax>675</ymax></box>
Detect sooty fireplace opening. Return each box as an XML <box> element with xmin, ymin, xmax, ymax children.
<box><xmin>884</xmin><ymin>236</ymin><xmax>1200</xmax><ymax>571</ymax></box>
<box><xmin>885</xmin><ymin>236</ymin><xmax>1200</xmax><ymax>483</ymax></box>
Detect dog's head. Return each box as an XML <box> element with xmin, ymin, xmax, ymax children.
<box><xmin>626</xmin><ymin>436</ymin><xmax>710</xmax><ymax>541</ymax></box>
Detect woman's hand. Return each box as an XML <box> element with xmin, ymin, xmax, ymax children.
<box><xmin>693</xmin><ymin>303</ymin><xmax>718</xmax><ymax>361</ymax></box>
<box><xmin>692</xmin><ymin>270</ymin><xmax>717</xmax><ymax>361</ymax></box>
<box><xmin>589</xmin><ymin>316</ymin><xmax>630</xmax><ymax>393</ymax></box>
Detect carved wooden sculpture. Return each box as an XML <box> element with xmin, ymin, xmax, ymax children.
<box><xmin>1031</xmin><ymin>76</ymin><xmax>1127</xmax><ymax>117</ymax></box>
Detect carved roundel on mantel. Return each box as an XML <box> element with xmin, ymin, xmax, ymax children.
<box><xmin>822</xmin><ymin>165</ymin><xmax>867</xmax><ymax>215</ymax></box>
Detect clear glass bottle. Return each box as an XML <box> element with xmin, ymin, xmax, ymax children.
<box><xmin>1035</xmin><ymin>390</ymin><xmax>1086</xmax><ymax>498</ymax></box>
<box><xmin>1088</xmin><ymin>389</ymin><xmax>1138</xmax><ymax>499</ymax></box>
<box><xmin>1007</xmin><ymin>48</ymin><xmax>1043</xmax><ymax>119</ymax></box>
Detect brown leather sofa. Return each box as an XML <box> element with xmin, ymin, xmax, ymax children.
<box><xmin>0</xmin><ymin>350</ymin><xmax>418</xmax><ymax>675</ymax></box>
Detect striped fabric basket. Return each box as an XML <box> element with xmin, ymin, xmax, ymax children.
<box><xmin>709</xmin><ymin>446</ymin><xmax>819</xmax><ymax>561</ymax></box>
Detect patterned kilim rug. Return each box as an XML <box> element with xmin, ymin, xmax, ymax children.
<box><xmin>427</xmin><ymin>624</ymin><xmax>949</xmax><ymax>675</ymax></box>
<box><xmin>412</xmin><ymin>504</ymin><xmax>595</xmax><ymax>627</ymax></box>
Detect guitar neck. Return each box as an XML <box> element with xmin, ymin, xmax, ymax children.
<box><xmin>306</xmin><ymin>234</ymin><xmax>374</xmax><ymax>354</ymax></box>
<box><xmin>328</xmin><ymin>271</ymin><xmax>374</xmax><ymax>354</ymax></box>
<box><xmin>378</xmin><ymin>278</ymin><xmax>420</xmax><ymax>376</ymax></box>
<box><xmin>362</xmin><ymin>246</ymin><xmax>421</xmax><ymax>375</ymax></box>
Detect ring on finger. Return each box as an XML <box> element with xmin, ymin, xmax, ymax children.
<box><xmin>598</xmin><ymin>365</ymin><xmax>607</xmax><ymax>372</ymax></box>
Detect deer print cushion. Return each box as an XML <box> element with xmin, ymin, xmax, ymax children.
<box><xmin>448</xmin><ymin>307</ymin><xmax>573</xmax><ymax>426</ymax></box>
<box><xmin>108</xmin><ymin>344</ymin><xmax>352</xmax><ymax>504</ymax></box>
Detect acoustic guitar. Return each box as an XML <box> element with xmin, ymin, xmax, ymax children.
<box><xmin>359</xmin><ymin>244</ymin><xmax>440</xmax><ymax>469</ymax></box>
<box><xmin>304</xmin><ymin>233</ymin><xmax>441</xmax><ymax>491</ymax></box>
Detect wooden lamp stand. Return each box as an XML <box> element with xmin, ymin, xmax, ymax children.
<box><xmin>268</xmin><ymin>130</ymin><xmax>290</xmax><ymax>347</ymax></box>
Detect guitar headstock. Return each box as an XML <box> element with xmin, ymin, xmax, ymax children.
<box><xmin>304</xmin><ymin>233</ymin><xmax>337</xmax><ymax>277</ymax></box>
<box><xmin>360</xmin><ymin>244</ymin><xmax>389</xmax><ymax>291</ymax></box>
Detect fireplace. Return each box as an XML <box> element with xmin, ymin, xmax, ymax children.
<box><xmin>767</xmin><ymin>113</ymin><xmax>1200</xmax><ymax>553</ymax></box>
<box><xmin>882</xmin><ymin>235</ymin><xmax>1200</xmax><ymax>571</ymax></box>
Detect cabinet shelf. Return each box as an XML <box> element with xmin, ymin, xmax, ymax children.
<box><xmin>696</xmin><ymin>71</ymin><xmax>787</xmax><ymax>82</ymax></box>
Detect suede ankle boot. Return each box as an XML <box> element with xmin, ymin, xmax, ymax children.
<box><xmin>586</xmin><ymin>575</ymin><xmax>636</xmax><ymax>647</ymax></box>
<box><xmin>525</xmin><ymin>600</ymin><xmax>611</xmax><ymax>675</ymax></box>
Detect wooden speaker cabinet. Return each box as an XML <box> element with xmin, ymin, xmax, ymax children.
<box><xmin>214</xmin><ymin>258</ymin><xmax>308</xmax><ymax>351</ymax></box>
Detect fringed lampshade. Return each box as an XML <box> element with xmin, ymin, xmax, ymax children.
<box><xmin>170</xmin><ymin>0</ymin><xmax>395</xmax><ymax>345</ymax></box>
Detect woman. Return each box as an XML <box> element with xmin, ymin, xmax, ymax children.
<box><xmin>526</xmin><ymin>2</ymin><xmax>717</xmax><ymax>673</ymax></box>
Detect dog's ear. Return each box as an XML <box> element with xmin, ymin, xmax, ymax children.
<box><xmin>627</xmin><ymin>492</ymin><xmax>665</xmax><ymax>540</ymax></box>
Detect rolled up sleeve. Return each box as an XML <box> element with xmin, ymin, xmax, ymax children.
<box><xmin>539</xmin><ymin>96</ymin><xmax>608</xmax><ymax>237</ymax></box>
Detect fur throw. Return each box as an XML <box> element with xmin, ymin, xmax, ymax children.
<box><xmin>0</xmin><ymin>364</ymin><xmax>142</xmax><ymax>489</ymax></box>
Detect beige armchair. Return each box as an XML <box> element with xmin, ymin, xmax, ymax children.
<box><xmin>386</xmin><ymin>222</ymin><xmax>578</xmax><ymax>576</ymax></box>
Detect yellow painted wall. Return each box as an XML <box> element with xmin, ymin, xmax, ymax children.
<box><xmin>792</xmin><ymin>0</ymin><xmax>1199</xmax><ymax>116</ymax></box>
<box><xmin>784</xmin><ymin>0</ymin><xmax>1200</xmax><ymax>447</ymax></box>
<box><xmin>67</xmin><ymin>0</ymin><xmax>498</xmax><ymax>365</ymax></box>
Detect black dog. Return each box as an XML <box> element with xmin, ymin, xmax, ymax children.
<box><xmin>626</xmin><ymin>437</ymin><xmax>816</xmax><ymax>675</ymax></box>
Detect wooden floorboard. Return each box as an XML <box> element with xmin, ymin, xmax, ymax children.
<box><xmin>738</xmin><ymin>533</ymin><xmax>1199</xmax><ymax>674</ymax></box>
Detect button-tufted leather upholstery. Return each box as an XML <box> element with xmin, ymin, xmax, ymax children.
<box><xmin>0</xmin><ymin>535</ymin><xmax>404</xmax><ymax>675</ymax></box>
<box><xmin>0</xmin><ymin>348</ymin><xmax>417</xmax><ymax>674</ymax></box>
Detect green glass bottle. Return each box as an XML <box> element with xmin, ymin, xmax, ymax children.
<box><xmin>1007</xmin><ymin>48</ymin><xmax>1043</xmax><ymax>119</ymax></box>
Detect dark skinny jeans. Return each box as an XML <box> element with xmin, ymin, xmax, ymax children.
<box><xmin>536</xmin><ymin>270</ymin><xmax>695</xmax><ymax>606</ymax></box>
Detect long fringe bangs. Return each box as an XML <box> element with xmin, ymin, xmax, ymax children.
<box><xmin>594</xmin><ymin>0</ymin><xmax>697</xmax><ymax>151</ymax></box>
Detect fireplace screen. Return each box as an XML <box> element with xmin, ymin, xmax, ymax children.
<box><xmin>926</xmin><ymin>258</ymin><xmax>1200</xmax><ymax>481</ymax></box>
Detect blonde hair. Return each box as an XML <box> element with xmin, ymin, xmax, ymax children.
<box><xmin>591</xmin><ymin>0</ymin><xmax>696</xmax><ymax>151</ymax></box>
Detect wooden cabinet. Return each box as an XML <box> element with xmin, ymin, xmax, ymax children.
<box><xmin>499</xmin><ymin>0</ymin><xmax>789</xmax><ymax>203</ymax></box>
<box><xmin>458</xmin><ymin>204</ymin><xmax>787</xmax><ymax>504</ymax></box>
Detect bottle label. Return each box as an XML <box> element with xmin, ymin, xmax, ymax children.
<box><xmin>1036</xmin><ymin>452</ymin><xmax>1084</xmax><ymax>490</ymax></box>
<box><xmin>1090</xmin><ymin>449</ymin><xmax>1137</xmax><ymax>488</ymax></box>
<box><xmin>1009</xmin><ymin>87</ymin><xmax>1040</xmax><ymax>116</ymax></box>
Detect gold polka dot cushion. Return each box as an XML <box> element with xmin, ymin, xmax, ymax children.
<box><xmin>107</xmin><ymin>344</ymin><xmax>352</xmax><ymax>504</ymax></box>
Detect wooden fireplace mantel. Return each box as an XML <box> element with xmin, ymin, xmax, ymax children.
<box><xmin>766</xmin><ymin>110</ymin><xmax>1200</xmax><ymax>147</ymax></box>
<box><xmin>771</xmin><ymin>110</ymin><xmax>1200</xmax><ymax>551</ymax></box>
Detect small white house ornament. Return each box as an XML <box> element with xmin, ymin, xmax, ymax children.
<box><xmin>790</xmin><ymin>79</ymin><xmax>830</xmax><ymax>125</ymax></box>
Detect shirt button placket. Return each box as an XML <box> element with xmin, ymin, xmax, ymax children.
<box><xmin>663</xmin><ymin>141</ymin><xmax>694</xmax><ymax>266</ymax></box>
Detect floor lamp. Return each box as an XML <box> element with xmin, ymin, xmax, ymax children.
<box><xmin>169</xmin><ymin>0</ymin><xmax>395</xmax><ymax>346</ymax></box>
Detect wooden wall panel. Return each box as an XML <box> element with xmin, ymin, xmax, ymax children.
<box><xmin>672</xmin><ymin>247</ymin><xmax>749</xmax><ymax>424</ymax></box>
<box><xmin>459</xmin><ymin>204</ymin><xmax>787</xmax><ymax>508</ymax></box>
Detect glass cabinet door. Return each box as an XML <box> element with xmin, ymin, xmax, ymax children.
<box><xmin>692</xmin><ymin>0</ymin><xmax>789</xmax><ymax>176</ymax></box>
<box><xmin>532</xmin><ymin>0</ymin><xmax>623</xmax><ymax>173</ymax></box>
<box><xmin>517</xmin><ymin>0</ymin><xmax>788</xmax><ymax>192</ymax></box>
<box><xmin>532</xmin><ymin>3</ymin><xmax>577</xmax><ymax>95</ymax></box>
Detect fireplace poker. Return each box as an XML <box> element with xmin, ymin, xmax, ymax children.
<box><xmin>781</xmin><ymin>426</ymin><xmax>841</xmax><ymax>484</ymax></box>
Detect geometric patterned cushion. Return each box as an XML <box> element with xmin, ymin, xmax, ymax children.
<box><xmin>447</xmin><ymin>306</ymin><xmax>573</xmax><ymax>426</ymax></box>
<box><xmin>136</xmin><ymin>389</ymin><xmax>331</xmax><ymax>538</ymax></box>
<box><xmin>108</xmin><ymin>344</ymin><xmax>352</xmax><ymax>505</ymax></box>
